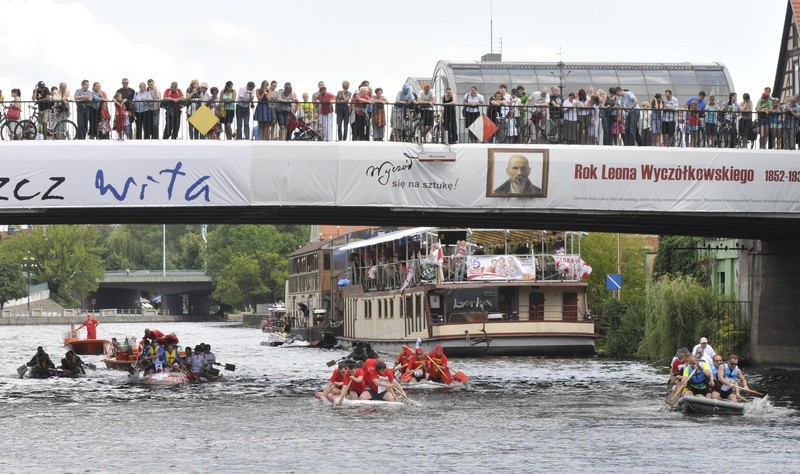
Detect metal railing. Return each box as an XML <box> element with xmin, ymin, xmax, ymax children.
<box><xmin>3</xmin><ymin>99</ymin><xmax>799</xmax><ymax>149</ymax></box>
<box><xmin>349</xmin><ymin>253</ymin><xmax>584</xmax><ymax>292</ymax></box>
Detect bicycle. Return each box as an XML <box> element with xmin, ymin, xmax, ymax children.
<box><xmin>400</xmin><ymin>105</ymin><xmax>422</xmax><ymax>144</ymax></box>
<box><xmin>0</xmin><ymin>107</ymin><xmax>31</xmax><ymax>140</ymax></box>
<box><xmin>19</xmin><ymin>103</ymin><xmax>78</xmax><ymax>140</ymax></box>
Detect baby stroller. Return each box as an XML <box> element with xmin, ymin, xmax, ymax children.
<box><xmin>288</xmin><ymin>113</ymin><xmax>320</xmax><ymax>141</ymax></box>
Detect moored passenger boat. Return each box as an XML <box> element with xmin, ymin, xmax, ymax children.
<box><xmin>336</xmin><ymin>228</ymin><xmax>596</xmax><ymax>357</ymax></box>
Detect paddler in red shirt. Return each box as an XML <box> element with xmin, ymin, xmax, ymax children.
<box><xmin>77</xmin><ymin>314</ymin><xmax>99</xmax><ymax>339</ymax></box>
<box><xmin>405</xmin><ymin>347</ymin><xmax>429</xmax><ymax>383</ymax></box>
<box><xmin>393</xmin><ymin>346</ymin><xmax>414</xmax><ymax>373</ymax></box>
<box><xmin>426</xmin><ymin>345</ymin><xmax>450</xmax><ymax>384</ymax></box>
<box><xmin>360</xmin><ymin>359</ymin><xmax>408</xmax><ymax>402</ymax></box>
<box><xmin>342</xmin><ymin>361</ymin><xmax>367</xmax><ymax>400</ymax></box>
<box><xmin>322</xmin><ymin>362</ymin><xmax>351</xmax><ymax>398</ymax></box>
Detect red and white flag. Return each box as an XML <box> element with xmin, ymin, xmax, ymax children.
<box><xmin>400</xmin><ymin>266</ymin><xmax>415</xmax><ymax>295</ymax></box>
<box><xmin>467</xmin><ymin>114</ymin><xmax>498</xmax><ymax>142</ymax></box>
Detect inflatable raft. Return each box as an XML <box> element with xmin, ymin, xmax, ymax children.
<box><xmin>400</xmin><ymin>380</ymin><xmax>465</xmax><ymax>391</ymax></box>
<box><xmin>130</xmin><ymin>371</ymin><xmax>188</xmax><ymax>387</ymax></box>
<box><xmin>315</xmin><ymin>391</ymin><xmax>404</xmax><ymax>407</ymax></box>
<box><xmin>673</xmin><ymin>395</ymin><xmax>745</xmax><ymax>415</ymax></box>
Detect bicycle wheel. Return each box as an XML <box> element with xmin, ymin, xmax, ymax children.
<box><xmin>494</xmin><ymin>119</ymin><xmax>507</xmax><ymax>143</ymax></box>
<box><xmin>18</xmin><ymin>120</ymin><xmax>37</xmax><ymax>140</ymax></box>
<box><xmin>53</xmin><ymin>120</ymin><xmax>78</xmax><ymax>140</ymax></box>
<box><xmin>519</xmin><ymin>120</ymin><xmax>532</xmax><ymax>144</ymax></box>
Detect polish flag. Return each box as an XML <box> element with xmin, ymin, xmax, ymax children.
<box><xmin>467</xmin><ymin>114</ymin><xmax>498</xmax><ymax>142</ymax></box>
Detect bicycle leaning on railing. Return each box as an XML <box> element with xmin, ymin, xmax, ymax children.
<box><xmin>1</xmin><ymin>103</ymin><xmax>78</xmax><ymax>140</ymax></box>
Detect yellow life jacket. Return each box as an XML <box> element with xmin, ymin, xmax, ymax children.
<box><xmin>165</xmin><ymin>349</ymin><xmax>177</xmax><ymax>365</ymax></box>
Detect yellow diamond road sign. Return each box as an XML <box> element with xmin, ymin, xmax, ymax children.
<box><xmin>188</xmin><ymin>104</ymin><xmax>219</xmax><ymax>136</ymax></box>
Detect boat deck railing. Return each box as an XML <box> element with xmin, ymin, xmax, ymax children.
<box><xmin>434</xmin><ymin>304</ymin><xmax>590</xmax><ymax>325</ymax></box>
<box><xmin>348</xmin><ymin>254</ymin><xmax>583</xmax><ymax>293</ymax></box>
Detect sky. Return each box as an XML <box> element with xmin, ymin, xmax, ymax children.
<box><xmin>0</xmin><ymin>0</ymin><xmax>789</xmax><ymax>100</ymax></box>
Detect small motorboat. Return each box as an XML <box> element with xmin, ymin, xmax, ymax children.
<box><xmin>671</xmin><ymin>395</ymin><xmax>745</xmax><ymax>415</ymax></box>
<box><xmin>130</xmin><ymin>370</ymin><xmax>188</xmax><ymax>387</ymax></box>
<box><xmin>315</xmin><ymin>391</ymin><xmax>404</xmax><ymax>408</ymax></box>
<box><xmin>400</xmin><ymin>380</ymin><xmax>465</xmax><ymax>391</ymax></box>
<box><xmin>103</xmin><ymin>352</ymin><xmax>139</xmax><ymax>371</ymax></box>
<box><xmin>260</xmin><ymin>333</ymin><xmax>287</xmax><ymax>347</ymax></box>
<box><xmin>64</xmin><ymin>338</ymin><xmax>110</xmax><ymax>355</ymax></box>
<box><xmin>279</xmin><ymin>334</ymin><xmax>311</xmax><ymax>348</ymax></box>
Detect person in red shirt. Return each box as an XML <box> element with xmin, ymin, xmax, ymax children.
<box><xmin>426</xmin><ymin>345</ymin><xmax>449</xmax><ymax>384</ymax></box>
<box><xmin>342</xmin><ymin>361</ymin><xmax>367</xmax><ymax>400</ymax></box>
<box><xmin>360</xmin><ymin>359</ymin><xmax>407</xmax><ymax>402</ymax></box>
<box><xmin>322</xmin><ymin>362</ymin><xmax>351</xmax><ymax>398</ymax></box>
<box><xmin>162</xmin><ymin>81</ymin><xmax>184</xmax><ymax>139</ymax></box>
<box><xmin>669</xmin><ymin>348</ymin><xmax>689</xmax><ymax>387</ymax></box>
<box><xmin>405</xmin><ymin>347</ymin><xmax>429</xmax><ymax>383</ymax></box>
<box><xmin>393</xmin><ymin>346</ymin><xmax>414</xmax><ymax>373</ymax></box>
<box><xmin>78</xmin><ymin>314</ymin><xmax>99</xmax><ymax>339</ymax></box>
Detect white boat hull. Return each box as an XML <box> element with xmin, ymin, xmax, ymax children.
<box><xmin>339</xmin><ymin>334</ymin><xmax>594</xmax><ymax>357</ymax></box>
<box><xmin>315</xmin><ymin>391</ymin><xmax>404</xmax><ymax>407</ymax></box>
<box><xmin>400</xmin><ymin>380</ymin><xmax>465</xmax><ymax>391</ymax></box>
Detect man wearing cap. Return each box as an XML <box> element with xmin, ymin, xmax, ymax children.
<box><xmin>405</xmin><ymin>347</ymin><xmax>429</xmax><ymax>383</ymax></box>
<box><xmin>426</xmin><ymin>345</ymin><xmax>450</xmax><ymax>384</ymax></box>
<box><xmin>692</xmin><ymin>337</ymin><xmax>716</xmax><ymax>359</ymax></box>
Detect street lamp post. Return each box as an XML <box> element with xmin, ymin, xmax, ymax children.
<box><xmin>22</xmin><ymin>254</ymin><xmax>36</xmax><ymax>316</ymax></box>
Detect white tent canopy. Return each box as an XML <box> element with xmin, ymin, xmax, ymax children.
<box><xmin>338</xmin><ymin>227</ymin><xmax>435</xmax><ymax>251</ymax></box>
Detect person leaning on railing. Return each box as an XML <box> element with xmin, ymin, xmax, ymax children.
<box><xmin>73</xmin><ymin>80</ymin><xmax>92</xmax><ymax>139</ymax></box>
<box><xmin>462</xmin><ymin>85</ymin><xmax>484</xmax><ymax>143</ymax></box>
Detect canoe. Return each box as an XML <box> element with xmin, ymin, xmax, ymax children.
<box><xmin>64</xmin><ymin>338</ymin><xmax>110</xmax><ymax>355</ymax></box>
<box><xmin>130</xmin><ymin>371</ymin><xmax>188</xmax><ymax>387</ymax></box>
<box><xmin>315</xmin><ymin>391</ymin><xmax>404</xmax><ymax>407</ymax></box>
<box><xmin>400</xmin><ymin>380</ymin><xmax>465</xmax><ymax>391</ymax></box>
<box><xmin>673</xmin><ymin>395</ymin><xmax>745</xmax><ymax>415</ymax></box>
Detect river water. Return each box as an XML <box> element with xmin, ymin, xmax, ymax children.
<box><xmin>1</xmin><ymin>322</ymin><xmax>798</xmax><ymax>473</ymax></box>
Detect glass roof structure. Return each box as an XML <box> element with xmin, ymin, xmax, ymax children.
<box><xmin>433</xmin><ymin>60</ymin><xmax>734</xmax><ymax>103</ymax></box>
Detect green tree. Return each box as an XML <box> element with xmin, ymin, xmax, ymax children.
<box><xmin>0</xmin><ymin>226</ymin><xmax>105</xmax><ymax>307</ymax></box>
<box><xmin>104</xmin><ymin>224</ymin><xmax>205</xmax><ymax>270</ymax></box>
<box><xmin>653</xmin><ymin>235</ymin><xmax>712</xmax><ymax>284</ymax></box>
<box><xmin>638</xmin><ymin>274</ymin><xmax>716</xmax><ymax>360</ymax></box>
<box><xmin>579</xmin><ymin>233</ymin><xmax>649</xmax><ymax>317</ymax></box>
<box><xmin>604</xmin><ymin>298</ymin><xmax>646</xmax><ymax>358</ymax></box>
<box><xmin>206</xmin><ymin>225</ymin><xmax>308</xmax><ymax>310</ymax></box>
<box><xmin>0</xmin><ymin>259</ymin><xmax>28</xmax><ymax>310</ymax></box>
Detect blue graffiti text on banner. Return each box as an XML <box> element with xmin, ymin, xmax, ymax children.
<box><xmin>94</xmin><ymin>162</ymin><xmax>211</xmax><ymax>202</ymax></box>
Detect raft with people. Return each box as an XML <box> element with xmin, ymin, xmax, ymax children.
<box><xmin>315</xmin><ymin>391</ymin><xmax>405</xmax><ymax>408</ymax></box>
<box><xmin>63</xmin><ymin>315</ymin><xmax>109</xmax><ymax>355</ymax></box>
<box><xmin>665</xmin><ymin>338</ymin><xmax>767</xmax><ymax>415</ymax></box>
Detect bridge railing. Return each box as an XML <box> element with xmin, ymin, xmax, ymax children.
<box><xmin>3</xmin><ymin>99</ymin><xmax>796</xmax><ymax>149</ymax></box>
<box><xmin>349</xmin><ymin>253</ymin><xmax>583</xmax><ymax>293</ymax></box>
<box><xmin>433</xmin><ymin>304</ymin><xmax>589</xmax><ymax>324</ymax></box>
<box><xmin>3</xmin><ymin>308</ymin><xmax>171</xmax><ymax>318</ymax></box>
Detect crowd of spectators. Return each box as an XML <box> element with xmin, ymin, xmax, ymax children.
<box><xmin>2</xmin><ymin>77</ymin><xmax>799</xmax><ymax>149</ymax></box>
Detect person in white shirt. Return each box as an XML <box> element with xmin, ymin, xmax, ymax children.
<box><xmin>692</xmin><ymin>337</ymin><xmax>716</xmax><ymax>359</ymax></box>
<box><xmin>694</xmin><ymin>346</ymin><xmax>714</xmax><ymax>368</ymax></box>
<box><xmin>236</xmin><ymin>81</ymin><xmax>256</xmax><ymax>140</ymax></box>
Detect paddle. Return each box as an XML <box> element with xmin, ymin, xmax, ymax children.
<box><xmin>447</xmin><ymin>367</ymin><xmax>469</xmax><ymax>383</ymax></box>
<box><xmin>223</xmin><ymin>363</ymin><xmax>236</xmax><ymax>371</ymax></box>
<box><xmin>391</xmin><ymin>382</ymin><xmax>418</xmax><ymax>407</ymax></box>
<box><xmin>666</xmin><ymin>367</ymin><xmax>696</xmax><ymax>408</ymax></box>
<box><xmin>401</xmin><ymin>371</ymin><xmax>414</xmax><ymax>383</ymax></box>
<box><xmin>338</xmin><ymin>379</ymin><xmax>352</xmax><ymax>406</ymax></box>
<box><xmin>84</xmin><ymin>362</ymin><xmax>97</xmax><ymax>371</ymax></box>
<box><xmin>732</xmin><ymin>385</ymin><xmax>766</xmax><ymax>397</ymax></box>
<box><xmin>426</xmin><ymin>356</ymin><xmax>454</xmax><ymax>385</ymax></box>
<box><xmin>326</xmin><ymin>357</ymin><xmax>346</xmax><ymax>367</ymax></box>
<box><xmin>17</xmin><ymin>364</ymin><xmax>28</xmax><ymax>378</ymax></box>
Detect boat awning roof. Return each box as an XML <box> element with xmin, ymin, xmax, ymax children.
<box><xmin>338</xmin><ymin>227</ymin><xmax>435</xmax><ymax>251</ymax></box>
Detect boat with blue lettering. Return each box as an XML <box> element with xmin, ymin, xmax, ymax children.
<box><xmin>335</xmin><ymin>228</ymin><xmax>596</xmax><ymax>357</ymax></box>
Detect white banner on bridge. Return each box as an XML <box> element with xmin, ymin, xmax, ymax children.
<box><xmin>1</xmin><ymin>142</ymin><xmax>799</xmax><ymax>214</ymax></box>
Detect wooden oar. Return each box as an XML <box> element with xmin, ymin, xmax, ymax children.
<box><xmin>84</xmin><ymin>362</ymin><xmax>97</xmax><ymax>371</ymax></box>
<box><xmin>401</xmin><ymin>370</ymin><xmax>415</xmax><ymax>383</ymax></box>
<box><xmin>338</xmin><ymin>379</ymin><xmax>352</xmax><ymax>406</ymax></box>
<box><xmin>17</xmin><ymin>364</ymin><xmax>28</xmax><ymax>378</ymax></box>
<box><xmin>732</xmin><ymin>385</ymin><xmax>766</xmax><ymax>397</ymax></box>
<box><xmin>666</xmin><ymin>368</ymin><xmax>696</xmax><ymax>408</ymax></box>
<box><xmin>392</xmin><ymin>382</ymin><xmax>418</xmax><ymax>406</ymax></box>
<box><xmin>223</xmin><ymin>363</ymin><xmax>236</xmax><ymax>371</ymax></box>
<box><xmin>426</xmin><ymin>356</ymin><xmax>453</xmax><ymax>384</ymax></box>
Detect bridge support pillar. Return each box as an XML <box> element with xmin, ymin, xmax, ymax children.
<box><xmin>162</xmin><ymin>294</ymin><xmax>184</xmax><ymax>315</ymax></box>
<box><xmin>188</xmin><ymin>292</ymin><xmax>211</xmax><ymax>315</ymax></box>
<box><xmin>741</xmin><ymin>239</ymin><xmax>800</xmax><ymax>365</ymax></box>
